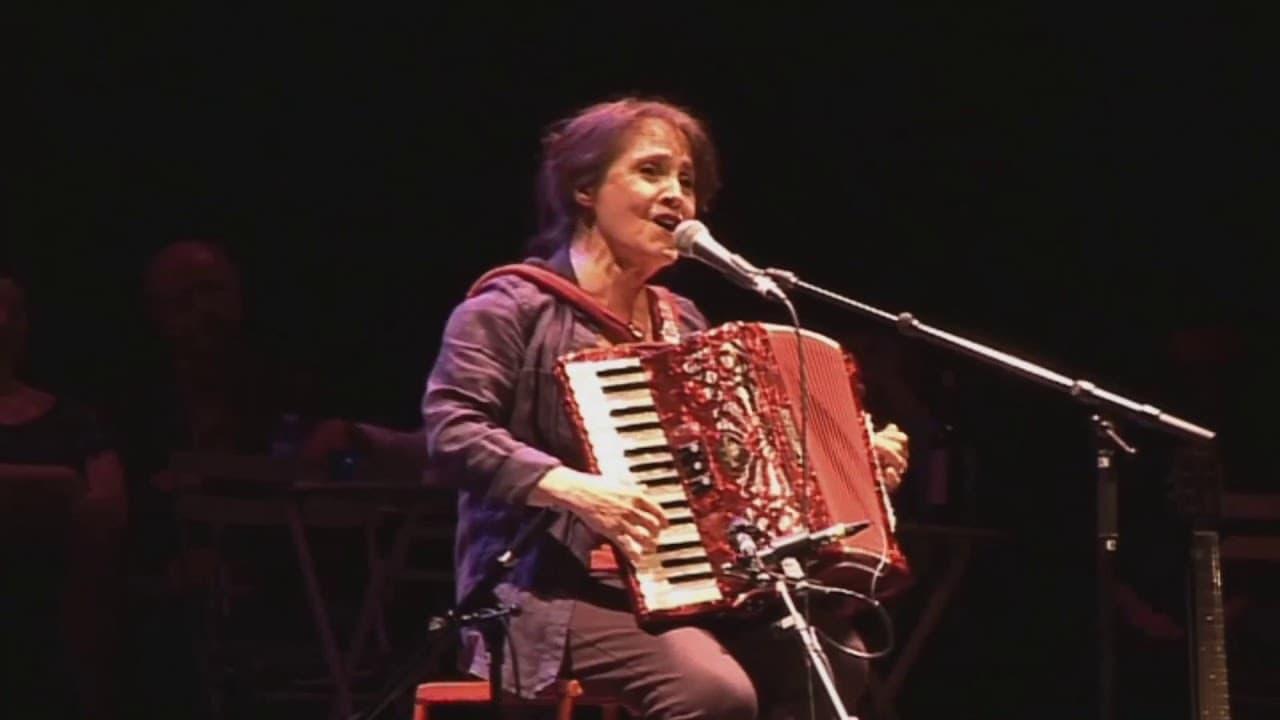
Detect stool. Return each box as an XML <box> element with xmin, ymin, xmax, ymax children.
<box><xmin>414</xmin><ymin>678</ymin><xmax>622</xmax><ymax>720</ymax></box>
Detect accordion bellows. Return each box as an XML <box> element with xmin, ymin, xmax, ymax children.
<box><xmin>557</xmin><ymin>321</ymin><xmax>911</xmax><ymax>624</ymax></box>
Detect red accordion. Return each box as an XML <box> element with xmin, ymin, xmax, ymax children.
<box><xmin>557</xmin><ymin>321</ymin><xmax>911</xmax><ymax>624</ymax></box>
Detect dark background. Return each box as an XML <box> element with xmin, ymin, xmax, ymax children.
<box><xmin>8</xmin><ymin>4</ymin><xmax>1274</xmax><ymax>718</ymax></box>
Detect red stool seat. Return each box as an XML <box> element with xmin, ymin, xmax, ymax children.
<box><xmin>413</xmin><ymin>678</ymin><xmax>622</xmax><ymax>720</ymax></box>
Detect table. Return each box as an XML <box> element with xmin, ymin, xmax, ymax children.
<box><xmin>169</xmin><ymin>452</ymin><xmax>455</xmax><ymax>719</ymax></box>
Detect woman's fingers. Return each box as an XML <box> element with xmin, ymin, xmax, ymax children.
<box><xmin>619</xmin><ymin>536</ymin><xmax>648</xmax><ymax>566</ymax></box>
<box><xmin>879</xmin><ymin>446</ymin><xmax>908</xmax><ymax>474</ymax></box>
<box><xmin>874</xmin><ymin>422</ymin><xmax>910</xmax><ymax>474</ymax></box>
<box><xmin>629</xmin><ymin>491</ymin><xmax>669</xmax><ymax>533</ymax></box>
<box><xmin>882</xmin><ymin>466</ymin><xmax>904</xmax><ymax>492</ymax></box>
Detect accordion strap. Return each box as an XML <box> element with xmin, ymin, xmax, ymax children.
<box><xmin>468</xmin><ymin>264</ymin><xmax>683</xmax><ymax>345</ymax></box>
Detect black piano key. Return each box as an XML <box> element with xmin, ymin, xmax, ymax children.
<box><xmin>623</xmin><ymin>444</ymin><xmax>669</xmax><ymax>457</ymax></box>
<box><xmin>639</xmin><ymin>476</ymin><xmax>682</xmax><ymax>488</ymax></box>
<box><xmin>617</xmin><ymin>420</ymin><xmax>663</xmax><ymax>433</ymax></box>
<box><xmin>629</xmin><ymin>460</ymin><xmax>676</xmax><ymax>473</ymax></box>
<box><xmin>668</xmin><ymin>516</ymin><xmax>696</xmax><ymax>526</ymax></box>
<box><xmin>660</xmin><ymin>555</ymin><xmax>710</xmax><ymax>569</ymax></box>
<box><xmin>659</xmin><ymin>499</ymin><xmax>688</xmax><ymax>510</ymax></box>
<box><xmin>601</xmin><ymin>380</ymin><xmax>650</xmax><ymax>393</ymax></box>
<box><xmin>596</xmin><ymin>365</ymin><xmax>644</xmax><ymax>379</ymax></box>
<box><xmin>609</xmin><ymin>405</ymin><xmax>655</xmax><ymax>418</ymax></box>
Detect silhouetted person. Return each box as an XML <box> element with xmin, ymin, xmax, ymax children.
<box><xmin>0</xmin><ymin>275</ymin><xmax>127</xmax><ymax>719</ymax></box>
<box><xmin>118</xmin><ymin>239</ymin><xmax>425</xmax><ymax>717</ymax></box>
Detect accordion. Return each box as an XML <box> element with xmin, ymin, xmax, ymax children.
<box><xmin>557</xmin><ymin>321</ymin><xmax>911</xmax><ymax>624</ymax></box>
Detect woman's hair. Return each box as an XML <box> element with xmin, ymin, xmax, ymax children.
<box><xmin>529</xmin><ymin>96</ymin><xmax>721</xmax><ymax>256</ymax></box>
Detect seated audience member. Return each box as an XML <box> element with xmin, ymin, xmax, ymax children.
<box><xmin>116</xmin><ymin>240</ymin><xmax>425</xmax><ymax>715</ymax></box>
<box><xmin>123</xmin><ymin>239</ymin><xmax>424</xmax><ymax>573</ymax></box>
<box><xmin>0</xmin><ymin>275</ymin><xmax>127</xmax><ymax>719</ymax></box>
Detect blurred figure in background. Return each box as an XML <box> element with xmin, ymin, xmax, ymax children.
<box><xmin>117</xmin><ymin>239</ymin><xmax>425</xmax><ymax>716</ymax></box>
<box><xmin>0</xmin><ymin>274</ymin><xmax>128</xmax><ymax>719</ymax></box>
<box><xmin>122</xmin><ymin>239</ymin><xmax>369</xmax><ymax>576</ymax></box>
<box><xmin>116</xmin><ymin>239</ymin><xmax>357</xmax><ymax>716</ymax></box>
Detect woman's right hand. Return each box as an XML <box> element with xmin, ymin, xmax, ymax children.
<box><xmin>530</xmin><ymin>466</ymin><xmax>668</xmax><ymax>565</ymax></box>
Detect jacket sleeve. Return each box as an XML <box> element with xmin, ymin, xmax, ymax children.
<box><xmin>421</xmin><ymin>279</ymin><xmax>561</xmax><ymax>505</ymax></box>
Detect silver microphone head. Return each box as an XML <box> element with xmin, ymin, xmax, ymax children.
<box><xmin>671</xmin><ymin>219</ymin><xmax>787</xmax><ymax>302</ymax></box>
<box><xmin>673</xmin><ymin>219</ymin><xmax>707</xmax><ymax>257</ymax></box>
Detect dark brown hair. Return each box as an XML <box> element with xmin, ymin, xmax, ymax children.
<box><xmin>530</xmin><ymin>97</ymin><xmax>721</xmax><ymax>256</ymax></box>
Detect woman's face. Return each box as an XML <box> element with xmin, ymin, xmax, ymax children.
<box><xmin>578</xmin><ymin>117</ymin><xmax>697</xmax><ymax>275</ymax></box>
<box><xmin>146</xmin><ymin>246</ymin><xmax>243</xmax><ymax>355</ymax></box>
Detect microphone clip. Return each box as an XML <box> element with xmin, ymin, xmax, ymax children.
<box><xmin>727</xmin><ymin>519</ymin><xmax>770</xmax><ymax>575</ymax></box>
<box><xmin>744</xmin><ymin>268</ymin><xmax>788</xmax><ymax>303</ymax></box>
<box><xmin>756</xmin><ymin>520</ymin><xmax>872</xmax><ymax>567</ymax></box>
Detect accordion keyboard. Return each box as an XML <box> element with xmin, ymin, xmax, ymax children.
<box><xmin>561</xmin><ymin>355</ymin><xmax>723</xmax><ymax>612</ymax></box>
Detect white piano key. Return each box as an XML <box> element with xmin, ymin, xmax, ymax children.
<box><xmin>646</xmin><ymin>488</ymin><xmax>688</xmax><ymax>505</ymax></box>
<box><xmin>655</xmin><ymin>545</ymin><xmax>708</xmax><ymax>563</ymax></box>
<box><xmin>657</xmin><ymin>524</ymin><xmax>701</xmax><ymax>546</ymax></box>
<box><xmin>641</xmin><ymin>579</ymin><xmax>723</xmax><ymax>610</ymax></box>
<box><xmin>663</xmin><ymin>506</ymin><xmax>693</xmax><ymax>521</ymax></box>
<box><xmin>603</xmin><ymin>388</ymin><xmax>657</xmax><ymax>406</ymax></box>
<box><xmin>612</xmin><ymin>410</ymin><xmax>662</xmax><ymax>426</ymax></box>
<box><xmin>599</xmin><ymin>375</ymin><xmax>649</xmax><ymax>389</ymax></box>
<box><xmin>619</xmin><ymin>428</ymin><xmax>669</xmax><ymax>448</ymax></box>
<box><xmin>634</xmin><ymin>467</ymin><xmax>680</xmax><ymax>483</ymax></box>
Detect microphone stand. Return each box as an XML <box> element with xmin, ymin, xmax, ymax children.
<box><xmin>731</xmin><ymin>538</ymin><xmax>862</xmax><ymax>720</ymax></box>
<box><xmin>774</xmin><ymin>558</ymin><xmax>861</xmax><ymax>720</ymax></box>
<box><xmin>351</xmin><ymin>508</ymin><xmax>557</xmax><ymax>720</ymax></box>
<box><xmin>763</xmin><ymin>267</ymin><xmax>1215</xmax><ymax>720</ymax></box>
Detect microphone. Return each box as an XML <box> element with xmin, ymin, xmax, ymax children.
<box><xmin>756</xmin><ymin>520</ymin><xmax>872</xmax><ymax>565</ymax></box>
<box><xmin>729</xmin><ymin>518</ymin><xmax>761</xmax><ymax>563</ymax></box>
<box><xmin>673</xmin><ymin>220</ymin><xmax>786</xmax><ymax>302</ymax></box>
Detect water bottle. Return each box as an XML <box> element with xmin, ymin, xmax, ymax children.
<box><xmin>270</xmin><ymin>412</ymin><xmax>305</xmax><ymax>459</ymax></box>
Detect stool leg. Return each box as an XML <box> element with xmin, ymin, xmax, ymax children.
<box><xmin>555</xmin><ymin>694</ymin><xmax>576</xmax><ymax>720</ymax></box>
<box><xmin>555</xmin><ymin>679</ymin><xmax>583</xmax><ymax>720</ymax></box>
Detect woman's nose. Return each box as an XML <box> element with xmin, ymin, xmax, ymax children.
<box><xmin>658</xmin><ymin>180</ymin><xmax>688</xmax><ymax>209</ymax></box>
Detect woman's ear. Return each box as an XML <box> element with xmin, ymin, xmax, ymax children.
<box><xmin>573</xmin><ymin>186</ymin><xmax>596</xmax><ymax>228</ymax></box>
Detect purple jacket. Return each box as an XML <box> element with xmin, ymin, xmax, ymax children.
<box><xmin>421</xmin><ymin>247</ymin><xmax>707</xmax><ymax>697</ymax></box>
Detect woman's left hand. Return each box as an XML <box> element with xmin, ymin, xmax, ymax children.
<box><xmin>872</xmin><ymin>422</ymin><xmax>909</xmax><ymax>492</ymax></box>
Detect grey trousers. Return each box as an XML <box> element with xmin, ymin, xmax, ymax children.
<box><xmin>563</xmin><ymin>580</ymin><xmax>870</xmax><ymax>720</ymax></box>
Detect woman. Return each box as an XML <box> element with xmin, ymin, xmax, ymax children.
<box><xmin>422</xmin><ymin>97</ymin><xmax>908</xmax><ymax>719</ymax></box>
<box><xmin>0</xmin><ymin>275</ymin><xmax>127</xmax><ymax>719</ymax></box>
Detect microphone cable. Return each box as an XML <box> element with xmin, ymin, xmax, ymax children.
<box><xmin>766</xmin><ymin>276</ymin><xmax>820</xmax><ymax>720</ymax></box>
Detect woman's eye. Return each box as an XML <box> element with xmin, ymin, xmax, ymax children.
<box><xmin>679</xmin><ymin>174</ymin><xmax>694</xmax><ymax>188</ymax></box>
<box><xmin>639</xmin><ymin>163</ymin><xmax>660</xmax><ymax>176</ymax></box>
